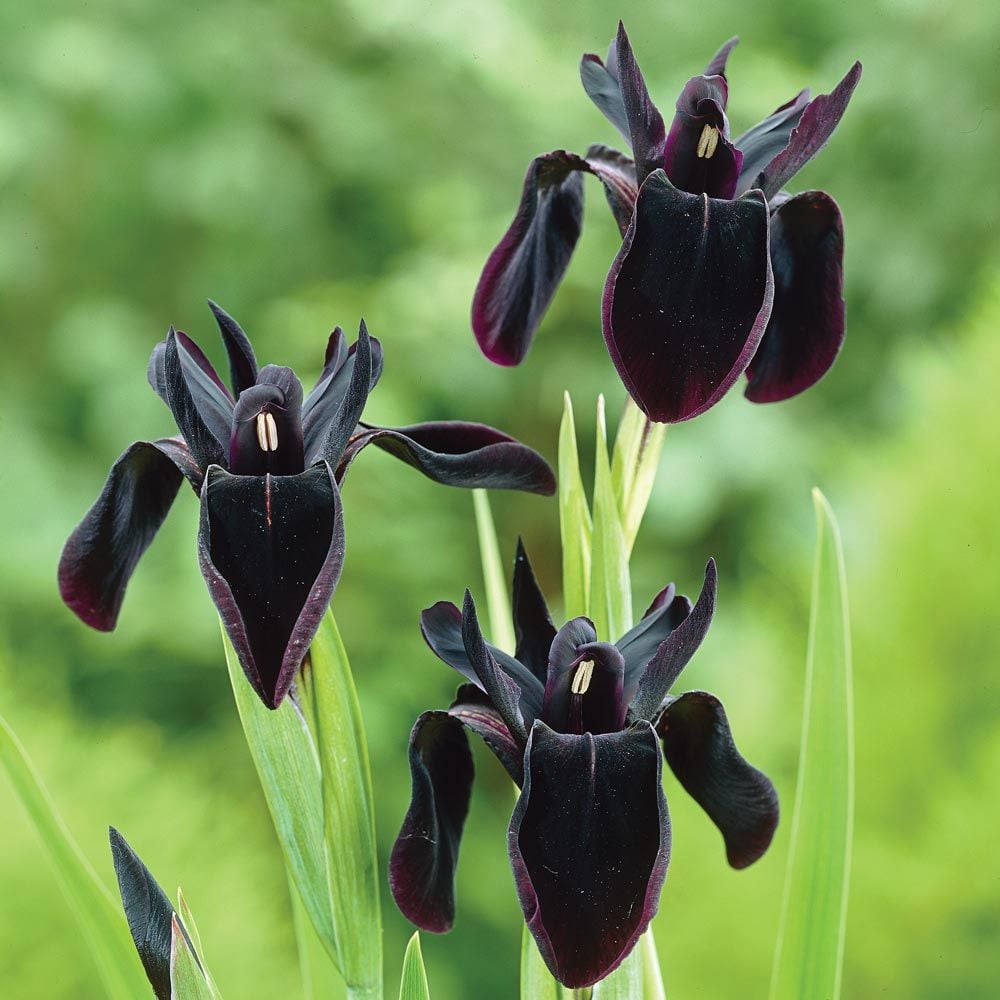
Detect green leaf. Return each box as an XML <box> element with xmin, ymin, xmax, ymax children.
<box><xmin>290</xmin><ymin>875</ymin><xmax>345</xmax><ymax>1000</ymax></box>
<box><xmin>520</xmin><ymin>926</ymin><xmax>561</xmax><ymax>1000</ymax></box>
<box><xmin>589</xmin><ymin>395</ymin><xmax>632</xmax><ymax>641</ymax></box>
<box><xmin>298</xmin><ymin>611</ymin><xmax>382</xmax><ymax>1000</ymax></box>
<box><xmin>769</xmin><ymin>488</ymin><xmax>855</xmax><ymax>1000</ymax></box>
<box><xmin>0</xmin><ymin>712</ymin><xmax>148</xmax><ymax>999</ymax></box>
<box><xmin>559</xmin><ymin>392</ymin><xmax>592</xmax><ymax>620</ymax></box>
<box><xmin>611</xmin><ymin>398</ymin><xmax>666</xmax><ymax>557</ymax></box>
<box><xmin>639</xmin><ymin>931</ymin><xmax>665</xmax><ymax>1000</ymax></box>
<box><xmin>170</xmin><ymin>915</ymin><xmax>216</xmax><ymax>1000</ymax></box>
<box><xmin>473</xmin><ymin>489</ymin><xmax>515</xmax><ymax>653</ymax></box>
<box><xmin>398</xmin><ymin>932</ymin><xmax>431</xmax><ymax>1000</ymax></box>
<box><xmin>176</xmin><ymin>888</ymin><xmax>205</xmax><ymax>966</ymax></box>
<box><xmin>592</xmin><ymin>946</ymin><xmax>641</xmax><ymax>999</ymax></box>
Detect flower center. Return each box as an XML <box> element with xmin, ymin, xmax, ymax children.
<box><xmin>255</xmin><ymin>411</ymin><xmax>279</xmax><ymax>453</ymax></box>
<box><xmin>696</xmin><ymin>124</ymin><xmax>720</xmax><ymax>159</ymax></box>
<box><xmin>570</xmin><ymin>659</ymin><xmax>595</xmax><ymax>695</ymax></box>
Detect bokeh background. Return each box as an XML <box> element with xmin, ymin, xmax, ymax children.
<box><xmin>2</xmin><ymin>0</ymin><xmax>998</xmax><ymax>995</ymax></box>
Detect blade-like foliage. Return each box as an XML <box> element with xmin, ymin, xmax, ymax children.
<box><xmin>640</xmin><ymin>932</ymin><xmax>666</xmax><ymax>1000</ymax></box>
<box><xmin>769</xmin><ymin>488</ymin><xmax>854</xmax><ymax>1000</ymax></box>
<box><xmin>558</xmin><ymin>393</ymin><xmax>592</xmax><ymax>620</ymax></box>
<box><xmin>591</xmin><ymin>946</ymin><xmax>642</xmax><ymax>999</ymax></box>
<box><xmin>520</xmin><ymin>928</ymin><xmax>562</xmax><ymax>1000</ymax></box>
<box><xmin>290</xmin><ymin>877</ymin><xmax>345</xmax><ymax>1000</ymax></box>
<box><xmin>611</xmin><ymin>399</ymin><xmax>665</xmax><ymax>556</ymax></box>
<box><xmin>0</xmin><ymin>713</ymin><xmax>148</xmax><ymax>999</ymax></box>
<box><xmin>169</xmin><ymin>915</ymin><xmax>216</xmax><ymax>1000</ymax></box>
<box><xmin>398</xmin><ymin>933</ymin><xmax>432</xmax><ymax>1000</ymax></box>
<box><xmin>472</xmin><ymin>489</ymin><xmax>516</xmax><ymax>653</ymax></box>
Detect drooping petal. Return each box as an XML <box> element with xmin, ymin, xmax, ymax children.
<box><xmin>704</xmin><ymin>36</ymin><xmax>739</xmax><ymax>79</ymax></box>
<box><xmin>603</xmin><ymin>171</ymin><xmax>773</xmax><ymax>423</ymax></box>
<box><xmin>615</xmin><ymin>22</ymin><xmax>667</xmax><ymax>183</ymax></box>
<box><xmin>579</xmin><ymin>49</ymin><xmax>630</xmax><ymax>142</ymax></box>
<box><xmin>509</xmin><ymin>721</ymin><xmax>670</xmax><ymax>989</ymax></box>
<box><xmin>745</xmin><ymin>191</ymin><xmax>846</xmax><ymax>402</ymax></box>
<box><xmin>162</xmin><ymin>328</ymin><xmax>228</xmax><ymax>469</ymax></box>
<box><xmin>340</xmin><ymin>421</ymin><xmax>556</xmax><ymax>496</ymax></box>
<box><xmin>420</xmin><ymin>601</ymin><xmax>545</xmax><ymax>722</ymax></box>
<box><xmin>449</xmin><ymin>683</ymin><xmax>524</xmax><ymax>784</ymax></box>
<box><xmin>389</xmin><ymin>711</ymin><xmax>474</xmax><ymax>934</ymax></box>
<box><xmin>630</xmin><ymin>559</ymin><xmax>717</xmax><ymax>720</ymax></box>
<box><xmin>207</xmin><ymin>300</ymin><xmax>258</xmax><ymax>396</ymax></box>
<box><xmin>584</xmin><ymin>144</ymin><xmax>638</xmax><ymax>235</ymax></box>
<box><xmin>59</xmin><ymin>440</ymin><xmax>187</xmax><ymax>631</ymax></box>
<box><xmin>197</xmin><ymin>462</ymin><xmax>344</xmax><ymax>709</ymax></box>
<box><xmin>733</xmin><ymin>89</ymin><xmax>812</xmax><ymax>197</ymax></box>
<box><xmin>472</xmin><ymin>152</ymin><xmax>586</xmax><ymax>366</ymax></box>
<box><xmin>663</xmin><ymin>75</ymin><xmax>742</xmax><ymax>199</ymax></box>
<box><xmin>109</xmin><ymin>827</ymin><xmax>181</xmax><ymax>1000</ymax></box>
<box><xmin>752</xmin><ymin>61</ymin><xmax>862</xmax><ymax>201</ymax></box>
<box><xmin>656</xmin><ymin>691</ymin><xmax>778</xmax><ymax>868</ymax></box>
<box><xmin>512</xmin><ymin>538</ymin><xmax>556</xmax><ymax>683</ymax></box>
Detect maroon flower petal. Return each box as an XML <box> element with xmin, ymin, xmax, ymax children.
<box><xmin>389</xmin><ymin>711</ymin><xmax>474</xmax><ymax>934</ymax></box>
<box><xmin>603</xmin><ymin>171</ymin><xmax>773</xmax><ymax>423</ymax></box>
<box><xmin>752</xmin><ymin>62</ymin><xmax>862</xmax><ymax>200</ymax></box>
<box><xmin>656</xmin><ymin>691</ymin><xmax>778</xmax><ymax>868</ymax></box>
<box><xmin>207</xmin><ymin>300</ymin><xmax>258</xmax><ymax>396</ymax></box>
<box><xmin>733</xmin><ymin>90</ymin><xmax>812</xmax><ymax>197</ymax></box>
<box><xmin>617</xmin><ymin>582</ymin><xmax>696</xmax><ymax>697</ymax></box>
<box><xmin>541</xmin><ymin>617</ymin><xmax>597</xmax><ymax>729</ymax></box>
<box><xmin>197</xmin><ymin>462</ymin><xmax>344</xmax><ymax>709</ymax></box>
<box><xmin>704</xmin><ymin>36</ymin><xmax>739</xmax><ymax>79</ymax></box>
<box><xmin>512</xmin><ymin>539</ymin><xmax>556</xmax><ymax>683</ymax></box>
<box><xmin>630</xmin><ymin>559</ymin><xmax>717</xmax><ymax>720</ymax></box>
<box><xmin>614</xmin><ymin>22</ymin><xmax>667</xmax><ymax>183</ymax></box>
<box><xmin>509</xmin><ymin>721</ymin><xmax>670</xmax><ymax>988</ymax></box>
<box><xmin>579</xmin><ymin>48</ymin><xmax>630</xmax><ymax>142</ymax></box>
<box><xmin>584</xmin><ymin>144</ymin><xmax>638</xmax><ymax>235</ymax></box>
<box><xmin>745</xmin><ymin>191</ymin><xmax>846</xmax><ymax>403</ymax></box>
<box><xmin>59</xmin><ymin>440</ymin><xmax>188</xmax><ymax>631</ymax></box>
<box><xmin>449</xmin><ymin>683</ymin><xmax>525</xmax><ymax>784</ymax></box>
<box><xmin>472</xmin><ymin>152</ymin><xmax>586</xmax><ymax>366</ymax></box>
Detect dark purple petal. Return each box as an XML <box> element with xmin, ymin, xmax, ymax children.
<box><xmin>462</xmin><ymin>591</ymin><xmax>527</xmax><ymax>744</ymax></box>
<box><xmin>449</xmin><ymin>683</ymin><xmax>524</xmax><ymax>785</ymax></box>
<box><xmin>509</xmin><ymin>721</ymin><xmax>670</xmax><ymax>989</ymax></box>
<box><xmin>472</xmin><ymin>152</ymin><xmax>585</xmax><ymax>366</ymax></box>
<box><xmin>734</xmin><ymin>90</ymin><xmax>812</xmax><ymax>197</ymax></box>
<box><xmin>228</xmin><ymin>367</ymin><xmax>306</xmax><ymax>476</ymax></box>
<box><xmin>704</xmin><ymin>36</ymin><xmax>739</xmax><ymax>79</ymax></box>
<box><xmin>59</xmin><ymin>440</ymin><xmax>186</xmax><ymax>631</ymax></box>
<box><xmin>197</xmin><ymin>462</ymin><xmax>344</xmax><ymax>709</ymax></box>
<box><xmin>663</xmin><ymin>76</ymin><xmax>742</xmax><ymax>199</ymax></box>
<box><xmin>512</xmin><ymin>538</ymin><xmax>556</xmax><ymax>683</ymax></box>
<box><xmin>579</xmin><ymin>50</ymin><xmax>630</xmax><ymax>142</ymax></box>
<box><xmin>543</xmin><ymin>617</ymin><xmax>598</xmax><ymax>714</ymax></box>
<box><xmin>656</xmin><ymin>691</ymin><xmax>778</xmax><ymax>868</ymax></box>
<box><xmin>315</xmin><ymin>326</ymin><xmax>347</xmax><ymax>389</ymax></box>
<box><xmin>746</xmin><ymin>191</ymin><xmax>846</xmax><ymax>402</ymax></box>
<box><xmin>162</xmin><ymin>328</ymin><xmax>228</xmax><ymax>469</ymax></box>
<box><xmin>752</xmin><ymin>62</ymin><xmax>862</xmax><ymax>200</ymax></box>
<box><xmin>207</xmin><ymin>300</ymin><xmax>258</xmax><ymax>396</ymax></box>
<box><xmin>302</xmin><ymin>331</ymin><xmax>384</xmax><ymax>460</ymax></box>
<box><xmin>342</xmin><ymin>421</ymin><xmax>556</xmax><ymax>496</ymax></box>
<box><xmin>389</xmin><ymin>711</ymin><xmax>474</xmax><ymax>934</ymax></box>
<box><xmin>584</xmin><ymin>144</ymin><xmax>638</xmax><ymax>235</ymax></box>
<box><xmin>603</xmin><ymin>171</ymin><xmax>773</xmax><ymax>423</ymax></box>
<box><xmin>420</xmin><ymin>601</ymin><xmax>545</xmax><ymax>722</ymax></box>
<box><xmin>617</xmin><ymin>583</ymin><xmax>697</xmax><ymax>696</ymax></box>
<box><xmin>630</xmin><ymin>559</ymin><xmax>717</xmax><ymax>721</ymax></box>
<box><xmin>615</xmin><ymin>22</ymin><xmax>667</xmax><ymax>183</ymax></box>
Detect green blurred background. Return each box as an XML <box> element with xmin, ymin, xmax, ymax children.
<box><xmin>2</xmin><ymin>0</ymin><xmax>998</xmax><ymax>995</ymax></box>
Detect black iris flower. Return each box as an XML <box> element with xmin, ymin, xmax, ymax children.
<box><xmin>59</xmin><ymin>303</ymin><xmax>555</xmax><ymax>708</ymax></box>
<box><xmin>389</xmin><ymin>543</ymin><xmax>778</xmax><ymax>988</ymax></box>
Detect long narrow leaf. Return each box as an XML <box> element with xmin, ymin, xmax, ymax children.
<box><xmin>170</xmin><ymin>916</ymin><xmax>216</xmax><ymax>1000</ymax></box>
<box><xmin>592</xmin><ymin>947</ymin><xmax>641</xmax><ymax>999</ymax></box>
<box><xmin>639</xmin><ymin>931</ymin><xmax>665</xmax><ymax>1000</ymax></box>
<box><xmin>290</xmin><ymin>876</ymin><xmax>345</xmax><ymax>1000</ymax></box>
<box><xmin>559</xmin><ymin>392</ymin><xmax>592</xmax><ymax>620</ymax></box>
<box><xmin>473</xmin><ymin>489</ymin><xmax>515</xmax><ymax>653</ymax></box>
<box><xmin>0</xmin><ymin>712</ymin><xmax>148</xmax><ymax>999</ymax></box>
<box><xmin>520</xmin><ymin>926</ymin><xmax>561</xmax><ymax>1000</ymax></box>
<box><xmin>398</xmin><ymin>932</ymin><xmax>431</xmax><ymax>1000</ymax></box>
<box><xmin>769</xmin><ymin>488</ymin><xmax>855</xmax><ymax>1000</ymax></box>
<box><xmin>611</xmin><ymin>398</ymin><xmax>665</xmax><ymax>556</ymax></box>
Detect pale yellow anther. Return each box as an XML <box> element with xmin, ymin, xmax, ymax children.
<box><xmin>696</xmin><ymin>124</ymin><xmax>720</xmax><ymax>160</ymax></box>
<box><xmin>571</xmin><ymin>659</ymin><xmax>595</xmax><ymax>696</ymax></box>
<box><xmin>265</xmin><ymin>412</ymin><xmax>278</xmax><ymax>452</ymax></box>
<box><xmin>255</xmin><ymin>412</ymin><xmax>269</xmax><ymax>451</ymax></box>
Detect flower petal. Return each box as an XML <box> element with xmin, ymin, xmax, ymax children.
<box><xmin>615</xmin><ymin>22</ymin><xmax>667</xmax><ymax>183</ymax></box>
<box><xmin>656</xmin><ymin>691</ymin><xmax>778</xmax><ymax>868</ymax></box>
<box><xmin>580</xmin><ymin>48</ymin><xmax>630</xmax><ymax>142</ymax></box>
<box><xmin>197</xmin><ymin>462</ymin><xmax>344</xmax><ymax>709</ymax></box>
<box><xmin>512</xmin><ymin>538</ymin><xmax>556</xmax><ymax>682</ymax></box>
<box><xmin>584</xmin><ymin>144</ymin><xmax>638</xmax><ymax>235</ymax></box>
<box><xmin>389</xmin><ymin>711</ymin><xmax>474</xmax><ymax>934</ymax></box>
<box><xmin>617</xmin><ymin>583</ymin><xmax>696</xmax><ymax>695</ymax></box>
<box><xmin>509</xmin><ymin>721</ymin><xmax>670</xmax><ymax>988</ymax></box>
<box><xmin>59</xmin><ymin>440</ymin><xmax>187</xmax><ymax>631</ymax></box>
<box><xmin>207</xmin><ymin>300</ymin><xmax>258</xmax><ymax>396</ymax></box>
<box><xmin>630</xmin><ymin>559</ymin><xmax>717</xmax><ymax>720</ymax></box>
<box><xmin>449</xmin><ymin>683</ymin><xmax>524</xmax><ymax>784</ymax></box>
<box><xmin>228</xmin><ymin>366</ymin><xmax>306</xmax><ymax>476</ymax></box>
<box><xmin>733</xmin><ymin>90</ymin><xmax>812</xmax><ymax>197</ymax></box>
<box><xmin>745</xmin><ymin>191</ymin><xmax>846</xmax><ymax>402</ymax></box>
<box><xmin>472</xmin><ymin>152</ymin><xmax>586</xmax><ymax>366</ymax></box>
<box><xmin>752</xmin><ymin>61</ymin><xmax>862</xmax><ymax>200</ymax></box>
<box><xmin>343</xmin><ymin>421</ymin><xmax>556</xmax><ymax>496</ymax></box>
<box><xmin>602</xmin><ymin>171</ymin><xmax>773</xmax><ymax>423</ymax></box>
<box><xmin>704</xmin><ymin>36</ymin><xmax>739</xmax><ymax>79</ymax></box>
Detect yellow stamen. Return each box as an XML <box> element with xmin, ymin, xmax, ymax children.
<box><xmin>571</xmin><ymin>660</ymin><xmax>595</xmax><ymax>695</ymax></box>
<box><xmin>255</xmin><ymin>412</ymin><xmax>269</xmax><ymax>451</ymax></box>
<box><xmin>696</xmin><ymin>124</ymin><xmax>720</xmax><ymax>159</ymax></box>
<box><xmin>265</xmin><ymin>412</ymin><xmax>278</xmax><ymax>452</ymax></box>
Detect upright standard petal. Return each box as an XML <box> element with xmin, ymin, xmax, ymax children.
<box><xmin>341</xmin><ymin>421</ymin><xmax>556</xmax><ymax>496</ymax></box>
<box><xmin>704</xmin><ymin>36</ymin><xmax>739</xmax><ymax>79</ymax></box>
<box><xmin>752</xmin><ymin>62</ymin><xmax>862</xmax><ymax>200</ymax></box>
<box><xmin>207</xmin><ymin>300</ymin><xmax>258</xmax><ymax>396</ymax></box>
<box><xmin>389</xmin><ymin>711</ymin><xmax>474</xmax><ymax>934</ymax></box>
<box><xmin>630</xmin><ymin>559</ymin><xmax>717</xmax><ymax>720</ymax></box>
<box><xmin>617</xmin><ymin>583</ymin><xmax>693</xmax><ymax>691</ymax></box>
<box><xmin>656</xmin><ymin>691</ymin><xmax>778</xmax><ymax>868</ymax></box>
<box><xmin>615</xmin><ymin>22</ymin><xmax>667</xmax><ymax>183</ymax></box>
<box><xmin>509</xmin><ymin>722</ymin><xmax>670</xmax><ymax>988</ymax></box>
<box><xmin>603</xmin><ymin>171</ymin><xmax>773</xmax><ymax>423</ymax></box>
<box><xmin>745</xmin><ymin>192</ymin><xmax>846</xmax><ymax>402</ymax></box>
<box><xmin>163</xmin><ymin>328</ymin><xmax>228</xmax><ymax>469</ymax></box>
<box><xmin>472</xmin><ymin>152</ymin><xmax>585</xmax><ymax>366</ymax></box>
<box><xmin>579</xmin><ymin>48</ymin><xmax>630</xmax><ymax>142</ymax></box>
<box><xmin>512</xmin><ymin>539</ymin><xmax>557</xmax><ymax>683</ymax></box>
<box><xmin>59</xmin><ymin>440</ymin><xmax>186</xmax><ymax>631</ymax></box>
<box><xmin>197</xmin><ymin>462</ymin><xmax>345</xmax><ymax>709</ymax></box>
<box><xmin>733</xmin><ymin>90</ymin><xmax>812</xmax><ymax>197</ymax></box>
